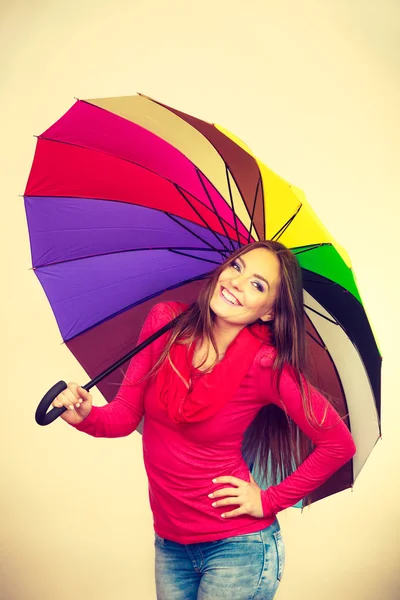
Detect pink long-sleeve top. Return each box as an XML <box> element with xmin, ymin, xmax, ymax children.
<box><xmin>72</xmin><ymin>301</ymin><xmax>356</xmax><ymax>544</ymax></box>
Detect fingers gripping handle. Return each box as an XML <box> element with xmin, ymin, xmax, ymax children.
<box><xmin>35</xmin><ymin>381</ymin><xmax>91</xmax><ymax>426</ymax></box>
<box><xmin>35</xmin><ymin>381</ymin><xmax>69</xmax><ymax>426</ymax></box>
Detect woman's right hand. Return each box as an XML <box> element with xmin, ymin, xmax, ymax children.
<box><xmin>52</xmin><ymin>382</ymin><xmax>93</xmax><ymax>425</ymax></box>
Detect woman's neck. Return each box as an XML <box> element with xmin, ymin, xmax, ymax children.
<box><xmin>211</xmin><ymin>317</ymin><xmax>246</xmax><ymax>353</ymax></box>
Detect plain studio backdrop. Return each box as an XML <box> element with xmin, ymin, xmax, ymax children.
<box><xmin>1</xmin><ymin>1</ymin><xmax>399</xmax><ymax>599</ymax></box>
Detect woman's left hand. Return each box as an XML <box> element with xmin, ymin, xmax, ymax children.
<box><xmin>209</xmin><ymin>473</ymin><xmax>263</xmax><ymax>519</ymax></box>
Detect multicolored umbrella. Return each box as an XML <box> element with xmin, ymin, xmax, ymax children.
<box><xmin>24</xmin><ymin>94</ymin><xmax>381</xmax><ymax>507</ymax></box>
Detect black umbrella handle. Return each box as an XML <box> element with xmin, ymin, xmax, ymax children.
<box><xmin>35</xmin><ymin>381</ymin><xmax>92</xmax><ymax>426</ymax></box>
<box><xmin>35</xmin><ymin>315</ymin><xmax>181</xmax><ymax>426</ymax></box>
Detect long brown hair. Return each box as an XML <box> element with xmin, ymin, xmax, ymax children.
<box><xmin>133</xmin><ymin>241</ymin><xmax>346</xmax><ymax>508</ymax></box>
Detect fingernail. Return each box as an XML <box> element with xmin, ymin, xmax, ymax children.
<box><xmin>221</xmin><ymin>514</ymin><xmax>226</xmax><ymax>518</ymax></box>
<box><xmin>212</xmin><ymin>502</ymin><xmax>217</xmax><ymax>507</ymax></box>
<box><xmin>69</xmin><ymin>405</ymin><xmax>74</xmax><ymax>410</ymax></box>
<box><xmin>208</xmin><ymin>493</ymin><xmax>213</xmax><ymax>498</ymax></box>
<box><xmin>212</xmin><ymin>479</ymin><xmax>217</xmax><ymax>483</ymax></box>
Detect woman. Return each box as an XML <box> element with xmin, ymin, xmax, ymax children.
<box><xmin>53</xmin><ymin>241</ymin><xmax>356</xmax><ymax>600</ymax></box>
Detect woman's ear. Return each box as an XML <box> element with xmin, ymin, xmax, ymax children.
<box><xmin>260</xmin><ymin>310</ymin><xmax>274</xmax><ymax>322</ymax></box>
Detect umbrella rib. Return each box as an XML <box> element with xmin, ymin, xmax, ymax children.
<box><xmin>32</xmin><ymin>246</ymin><xmax>223</xmax><ymax>270</ymax></box>
<box><xmin>304</xmin><ymin>304</ymin><xmax>339</xmax><ymax>325</ymax></box>
<box><xmin>305</xmin><ymin>315</ymin><xmax>351</xmax><ymax>421</ymax></box>
<box><xmin>292</xmin><ymin>243</ymin><xmax>326</xmax><ymax>256</ymax></box>
<box><xmin>62</xmin><ymin>273</ymin><xmax>210</xmax><ymax>343</ymax></box>
<box><xmin>27</xmin><ymin>192</ymin><xmax>239</xmax><ymax>255</ymax></box>
<box><xmin>174</xmin><ymin>184</ymin><xmax>232</xmax><ymax>253</ymax></box>
<box><xmin>225</xmin><ymin>166</ymin><xmax>241</xmax><ymax>248</ymax></box>
<box><xmin>36</xmin><ymin>136</ymin><xmax>236</xmax><ymax>228</ymax></box>
<box><xmin>305</xmin><ymin>330</ymin><xmax>327</xmax><ymax>350</ymax></box>
<box><xmin>37</xmin><ymin>135</ymin><xmax>190</xmax><ymax>188</ymax></box>
<box><xmin>167</xmin><ymin>248</ymin><xmax>222</xmax><ymax>265</ymax></box>
<box><xmin>247</xmin><ymin>176</ymin><xmax>262</xmax><ymax>244</ymax></box>
<box><xmin>140</xmin><ymin>95</ymin><xmax>257</xmax><ymax>249</ymax></box>
<box><xmin>260</xmin><ymin>175</ymin><xmax>266</xmax><ymax>242</ymax></box>
<box><xmin>56</xmin><ymin>263</ymin><xmax>210</xmax><ymax>307</ymax></box>
<box><xmin>195</xmin><ymin>169</ymin><xmax>236</xmax><ymax>252</ymax></box>
<box><xmin>164</xmin><ymin>212</ymin><xmax>229</xmax><ymax>256</ymax></box>
<box><xmin>271</xmin><ymin>204</ymin><xmax>302</xmax><ymax>241</ymax></box>
<box><xmin>302</xmin><ymin>278</ymin><xmax>338</xmax><ymax>287</ymax></box>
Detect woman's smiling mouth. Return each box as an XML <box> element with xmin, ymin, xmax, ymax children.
<box><xmin>220</xmin><ymin>286</ymin><xmax>242</xmax><ymax>306</ymax></box>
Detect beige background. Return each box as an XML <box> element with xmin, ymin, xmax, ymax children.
<box><xmin>1</xmin><ymin>1</ymin><xmax>399</xmax><ymax>598</ymax></box>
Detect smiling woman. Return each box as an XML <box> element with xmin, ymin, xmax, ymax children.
<box><xmin>210</xmin><ymin>247</ymin><xmax>280</xmax><ymax>327</ymax></box>
<box><xmin>52</xmin><ymin>239</ymin><xmax>356</xmax><ymax>600</ymax></box>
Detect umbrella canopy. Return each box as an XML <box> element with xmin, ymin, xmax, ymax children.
<box><xmin>24</xmin><ymin>94</ymin><xmax>381</xmax><ymax>507</ymax></box>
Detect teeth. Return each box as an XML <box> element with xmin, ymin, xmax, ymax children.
<box><xmin>222</xmin><ymin>288</ymin><xmax>240</xmax><ymax>305</ymax></box>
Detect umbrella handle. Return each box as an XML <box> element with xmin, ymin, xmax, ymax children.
<box><xmin>35</xmin><ymin>314</ymin><xmax>183</xmax><ymax>426</ymax></box>
<box><xmin>35</xmin><ymin>380</ymin><xmax>91</xmax><ymax>426</ymax></box>
<box><xmin>35</xmin><ymin>381</ymin><xmax>70</xmax><ymax>426</ymax></box>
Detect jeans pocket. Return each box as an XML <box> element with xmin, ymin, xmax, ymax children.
<box><xmin>273</xmin><ymin>530</ymin><xmax>285</xmax><ymax>581</ymax></box>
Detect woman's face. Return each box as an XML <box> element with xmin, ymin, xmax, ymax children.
<box><xmin>210</xmin><ymin>247</ymin><xmax>281</xmax><ymax>327</ymax></box>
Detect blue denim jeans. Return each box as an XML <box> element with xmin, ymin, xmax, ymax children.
<box><xmin>154</xmin><ymin>518</ymin><xmax>285</xmax><ymax>599</ymax></box>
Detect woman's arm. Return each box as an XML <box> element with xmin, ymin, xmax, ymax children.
<box><xmin>70</xmin><ymin>302</ymin><xmax>178</xmax><ymax>438</ymax></box>
<box><xmin>258</xmin><ymin>362</ymin><xmax>357</xmax><ymax>517</ymax></box>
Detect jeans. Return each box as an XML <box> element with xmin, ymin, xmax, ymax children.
<box><xmin>154</xmin><ymin>518</ymin><xmax>285</xmax><ymax>599</ymax></box>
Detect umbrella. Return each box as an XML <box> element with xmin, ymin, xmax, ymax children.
<box><xmin>24</xmin><ymin>94</ymin><xmax>381</xmax><ymax>508</ymax></box>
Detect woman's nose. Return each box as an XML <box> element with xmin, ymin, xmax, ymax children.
<box><xmin>230</xmin><ymin>274</ymin><xmax>244</xmax><ymax>290</ymax></box>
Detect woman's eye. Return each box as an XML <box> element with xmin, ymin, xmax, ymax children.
<box><xmin>229</xmin><ymin>261</ymin><xmax>264</xmax><ymax>292</ymax></box>
<box><xmin>253</xmin><ymin>282</ymin><xmax>264</xmax><ymax>292</ymax></box>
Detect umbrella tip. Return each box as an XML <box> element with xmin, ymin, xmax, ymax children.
<box><xmin>73</xmin><ymin>96</ymin><xmax>80</xmax><ymax>101</ymax></box>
